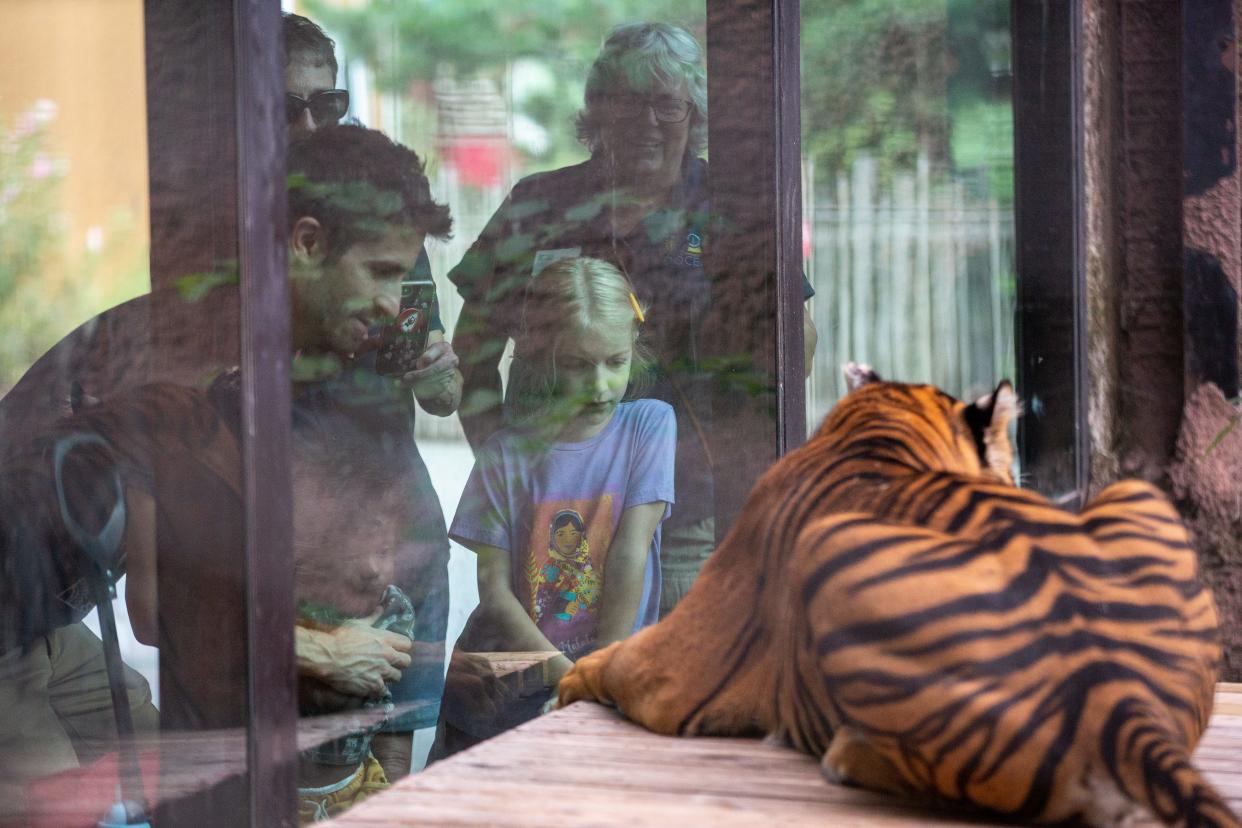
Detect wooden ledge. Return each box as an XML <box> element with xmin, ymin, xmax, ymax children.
<box><xmin>324</xmin><ymin>685</ymin><xmax>1242</xmax><ymax>827</ymax></box>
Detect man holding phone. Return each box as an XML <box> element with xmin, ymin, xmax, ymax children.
<box><xmin>280</xmin><ymin>15</ymin><xmax>460</xmax><ymax>785</ymax></box>
<box><xmin>282</xmin><ymin>122</ymin><xmax>462</xmax><ymax>793</ymax></box>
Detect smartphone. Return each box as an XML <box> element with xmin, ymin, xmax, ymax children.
<box><xmin>375</xmin><ymin>276</ymin><xmax>436</xmax><ymax>377</ymax></box>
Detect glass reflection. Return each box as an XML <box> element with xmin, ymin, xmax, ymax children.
<box><xmin>1</xmin><ymin>10</ymin><xmax>463</xmax><ymax>823</ymax></box>
<box><xmin>801</xmin><ymin>0</ymin><xmax>1016</xmax><ymax>421</ymax></box>
<box><xmin>0</xmin><ymin>2</ymin><xmax>157</xmax><ymax>822</ymax></box>
<box><xmin>436</xmin><ymin>21</ymin><xmax>716</xmax><ymax>752</ymax></box>
<box><xmin>282</xmin><ymin>121</ymin><xmax>458</xmax><ymax>815</ymax></box>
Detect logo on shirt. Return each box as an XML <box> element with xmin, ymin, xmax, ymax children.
<box><xmin>664</xmin><ymin>230</ymin><xmax>704</xmax><ymax>268</ymax></box>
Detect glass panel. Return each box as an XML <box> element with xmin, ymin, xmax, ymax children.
<box><xmin>298</xmin><ymin>0</ymin><xmax>716</xmax><ymax>770</ymax></box>
<box><xmin>0</xmin><ymin>1</ymin><xmax>253</xmax><ymax>822</ymax></box>
<box><xmin>801</xmin><ymin>0</ymin><xmax>1016</xmax><ymax>425</ymax></box>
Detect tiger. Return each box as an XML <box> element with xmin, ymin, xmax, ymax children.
<box><xmin>558</xmin><ymin>363</ymin><xmax>1235</xmax><ymax>827</ymax></box>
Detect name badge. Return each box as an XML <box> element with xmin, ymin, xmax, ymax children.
<box><xmin>531</xmin><ymin>247</ymin><xmax>582</xmax><ymax>276</ymax></box>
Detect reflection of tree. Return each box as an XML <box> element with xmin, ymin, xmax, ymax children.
<box><xmin>801</xmin><ymin>0</ymin><xmax>1011</xmax><ymax>198</ymax></box>
<box><xmin>306</xmin><ymin>0</ymin><xmax>702</xmax><ymax>169</ymax></box>
<box><xmin>1</xmin><ymin>101</ymin><xmax>63</xmax><ymax>311</ymax></box>
<box><xmin>311</xmin><ymin>0</ymin><xmax>1011</xmax><ymax>199</ymax></box>
<box><xmin>0</xmin><ymin>102</ymin><xmax>148</xmax><ymax>392</ymax></box>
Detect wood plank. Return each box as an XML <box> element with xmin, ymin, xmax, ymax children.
<box><xmin>325</xmin><ymin>684</ymin><xmax>1242</xmax><ymax>827</ymax></box>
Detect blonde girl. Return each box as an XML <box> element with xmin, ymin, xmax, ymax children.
<box><xmin>450</xmin><ymin>257</ymin><xmax>676</xmax><ymax>685</ymax></box>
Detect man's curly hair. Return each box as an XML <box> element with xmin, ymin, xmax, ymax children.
<box><xmin>287</xmin><ymin>124</ymin><xmax>453</xmax><ymax>261</ymax></box>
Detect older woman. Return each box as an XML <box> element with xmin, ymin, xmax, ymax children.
<box><xmin>450</xmin><ymin>22</ymin><xmax>815</xmax><ymax>617</ymax></box>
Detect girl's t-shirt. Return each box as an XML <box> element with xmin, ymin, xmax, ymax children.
<box><xmin>450</xmin><ymin>398</ymin><xmax>676</xmax><ymax>660</ymax></box>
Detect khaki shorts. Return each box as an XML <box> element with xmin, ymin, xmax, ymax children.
<box><xmin>659</xmin><ymin>517</ymin><xmax>716</xmax><ymax>618</ymax></box>
<box><xmin>0</xmin><ymin>622</ymin><xmax>158</xmax><ymax>819</ymax></box>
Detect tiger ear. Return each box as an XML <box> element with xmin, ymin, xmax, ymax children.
<box><xmin>843</xmin><ymin>362</ymin><xmax>881</xmax><ymax>393</ymax></box>
<box><xmin>964</xmin><ymin>381</ymin><xmax>1022</xmax><ymax>480</ymax></box>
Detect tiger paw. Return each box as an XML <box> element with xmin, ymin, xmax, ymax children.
<box><xmin>556</xmin><ymin>641</ymin><xmax>621</xmax><ymax>709</ymax></box>
<box><xmin>822</xmin><ymin>725</ymin><xmax>909</xmax><ymax>796</ymax></box>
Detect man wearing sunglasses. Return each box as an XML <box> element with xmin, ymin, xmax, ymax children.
<box><xmin>284</xmin><ymin>12</ymin><xmax>350</xmax><ymax>139</ymax></box>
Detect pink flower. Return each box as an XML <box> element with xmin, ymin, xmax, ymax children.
<box><xmin>12</xmin><ymin>99</ymin><xmax>57</xmax><ymax>139</ymax></box>
<box><xmin>29</xmin><ymin>153</ymin><xmax>53</xmax><ymax>179</ymax></box>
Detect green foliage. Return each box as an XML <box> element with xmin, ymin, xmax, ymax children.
<box><xmin>305</xmin><ymin>0</ymin><xmax>702</xmax><ymax>170</ymax></box>
<box><xmin>174</xmin><ymin>260</ymin><xmax>239</xmax><ymax>302</ymax></box>
<box><xmin>309</xmin><ymin>0</ymin><xmax>1012</xmax><ymax>199</ymax></box>
<box><xmin>0</xmin><ymin>101</ymin><xmax>149</xmax><ymax>391</ymax></box>
<box><xmin>0</xmin><ymin>102</ymin><xmax>64</xmax><ymax>310</ymax></box>
<box><xmin>801</xmin><ymin>0</ymin><xmax>948</xmax><ymax>180</ymax></box>
<box><xmin>800</xmin><ymin>0</ymin><xmax>1012</xmax><ymax>201</ymax></box>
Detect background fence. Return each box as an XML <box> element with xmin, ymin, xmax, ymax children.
<box><xmin>415</xmin><ymin>152</ymin><xmax>1018</xmax><ymax>441</ymax></box>
<box><xmin>804</xmin><ymin>153</ymin><xmax>1016</xmax><ymax>430</ymax></box>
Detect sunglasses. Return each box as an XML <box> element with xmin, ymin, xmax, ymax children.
<box><xmin>285</xmin><ymin>89</ymin><xmax>350</xmax><ymax>127</ymax></box>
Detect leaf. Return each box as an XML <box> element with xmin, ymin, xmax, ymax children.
<box><xmin>1204</xmin><ymin>412</ymin><xmax>1242</xmax><ymax>458</ymax></box>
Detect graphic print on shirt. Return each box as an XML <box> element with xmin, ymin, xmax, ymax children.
<box><xmin>523</xmin><ymin>494</ymin><xmax>616</xmax><ymax>658</ymax></box>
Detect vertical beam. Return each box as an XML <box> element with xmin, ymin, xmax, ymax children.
<box><xmin>704</xmin><ymin>0</ymin><xmax>805</xmax><ymax>537</ymax></box>
<box><xmin>1011</xmin><ymin>0</ymin><xmax>1089</xmax><ymax>502</ymax></box>
<box><xmin>1182</xmin><ymin>0</ymin><xmax>1240</xmax><ymax>399</ymax></box>
<box><xmin>234</xmin><ymin>1</ymin><xmax>296</xmax><ymax>826</ymax></box>
<box><xmin>145</xmin><ymin>2</ymin><xmax>249</xmax><ymax>823</ymax></box>
<box><xmin>774</xmin><ymin>0</ymin><xmax>807</xmax><ymax>453</ymax></box>
<box><xmin>1116</xmin><ymin>0</ymin><xmax>1184</xmax><ymax>481</ymax></box>
<box><xmin>145</xmin><ymin>0</ymin><xmax>293</xmax><ymax>822</ymax></box>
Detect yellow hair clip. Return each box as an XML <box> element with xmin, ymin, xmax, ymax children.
<box><xmin>628</xmin><ymin>291</ymin><xmax>646</xmax><ymax>324</ymax></box>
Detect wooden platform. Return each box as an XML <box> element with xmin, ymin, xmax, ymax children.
<box><xmin>325</xmin><ymin>684</ymin><xmax>1242</xmax><ymax>827</ymax></box>
<box><xmin>17</xmin><ymin>653</ymin><xmax>555</xmax><ymax>827</ymax></box>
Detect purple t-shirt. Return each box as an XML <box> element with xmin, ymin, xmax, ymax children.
<box><xmin>450</xmin><ymin>399</ymin><xmax>675</xmax><ymax>660</ymax></box>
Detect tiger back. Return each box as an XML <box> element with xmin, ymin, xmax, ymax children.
<box><xmin>559</xmin><ymin>365</ymin><xmax>1234</xmax><ymax>827</ymax></box>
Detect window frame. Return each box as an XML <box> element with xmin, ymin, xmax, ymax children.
<box><xmin>702</xmin><ymin>0</ymin><xmax>807</xmax><ymax>534</ymax></box>
<box><xmin>1011</xmin><ymin>0</ymin><xmax>1089</xmax><ymax>503</ymax></box>
<box><xmin>144</xmin><ymin>0</ymin><xmax>295</xmax><ymax>823</ymax></box>
<box><xmin>143</xmin><ymin>0</ymin><xmax>1094</xmax><ymax>818</ymax></box>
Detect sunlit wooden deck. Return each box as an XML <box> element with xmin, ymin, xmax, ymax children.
<box><xmin>325</xmin><ymin>684</ymin><xmax>1242</xmax><ymax>827</ymax></box>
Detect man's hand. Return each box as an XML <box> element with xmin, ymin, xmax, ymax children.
<box><xmin>404</xmin><ymin>338</ymin><xmax>462</xmax><ymax>416</ymax></box>
<box><xmin>296</xmin><ymin>618</ymin><xmax>412</xmax><ymax>699</ymax></box>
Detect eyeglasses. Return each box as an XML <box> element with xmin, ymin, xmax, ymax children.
<box><xmin>285</xmin><ymin>89</ymin><xmax>350</xmax><ymax>127</ymax></box>
<box><xmin>603</xmin><ymin>94</ymin><xmax>692</xmax><ymax>124</ymax></box>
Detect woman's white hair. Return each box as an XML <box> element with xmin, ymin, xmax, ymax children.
<box><xmin>575</xmin><ymin>22</ymin><xmax>708</xmax><ymax>157</ymax></box>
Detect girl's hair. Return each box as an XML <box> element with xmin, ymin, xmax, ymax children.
<box><xmin>575</xmin><ymin>22</ymin><xmax>708</xmax><ymax>157</ymax></box>
<box><xmin>507</xmin><ymin>257</ymin><xmax>654</xmax><ymax>425</ymax></box>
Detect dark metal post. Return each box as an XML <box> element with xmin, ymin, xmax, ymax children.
<box><xmin>704</xmin><ymin>0</ymin><xmax>806</xmax><ymax>537</ymax></box>
<box><xmin>1011</xmin><ymin>0</ymin><xmax>1089</xmax><ymax>502</ymax></box>
<box><xmin>234</xmin><ymin>1</ymin><xmax>297</xmax><ymax>826</ymax></box>
<box><xmin>145</xmin><ymin>0</ymin><xmax>294</xmax><ymax>823</ymax></box>
<box><xmin>774</xmin><ymin>0</ymin><xmax>807</xmax><ymax>453</ymax></box>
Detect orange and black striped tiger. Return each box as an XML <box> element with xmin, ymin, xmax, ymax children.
<box><xmin>559</xmin><ymin>364</ymin><xmax>1235</xmax><ymax>827</ymax></box>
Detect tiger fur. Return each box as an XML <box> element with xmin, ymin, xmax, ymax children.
<box><xmin>558</xmin><ymin>365</ymin><xmax>1234</xmax><ymax>827</ymax></box>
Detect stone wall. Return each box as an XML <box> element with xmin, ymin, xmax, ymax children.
<box><xmin>1086</xmin><ymin>0</ymin><xmax>1242</xmax><ymax>680</ymax></box>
